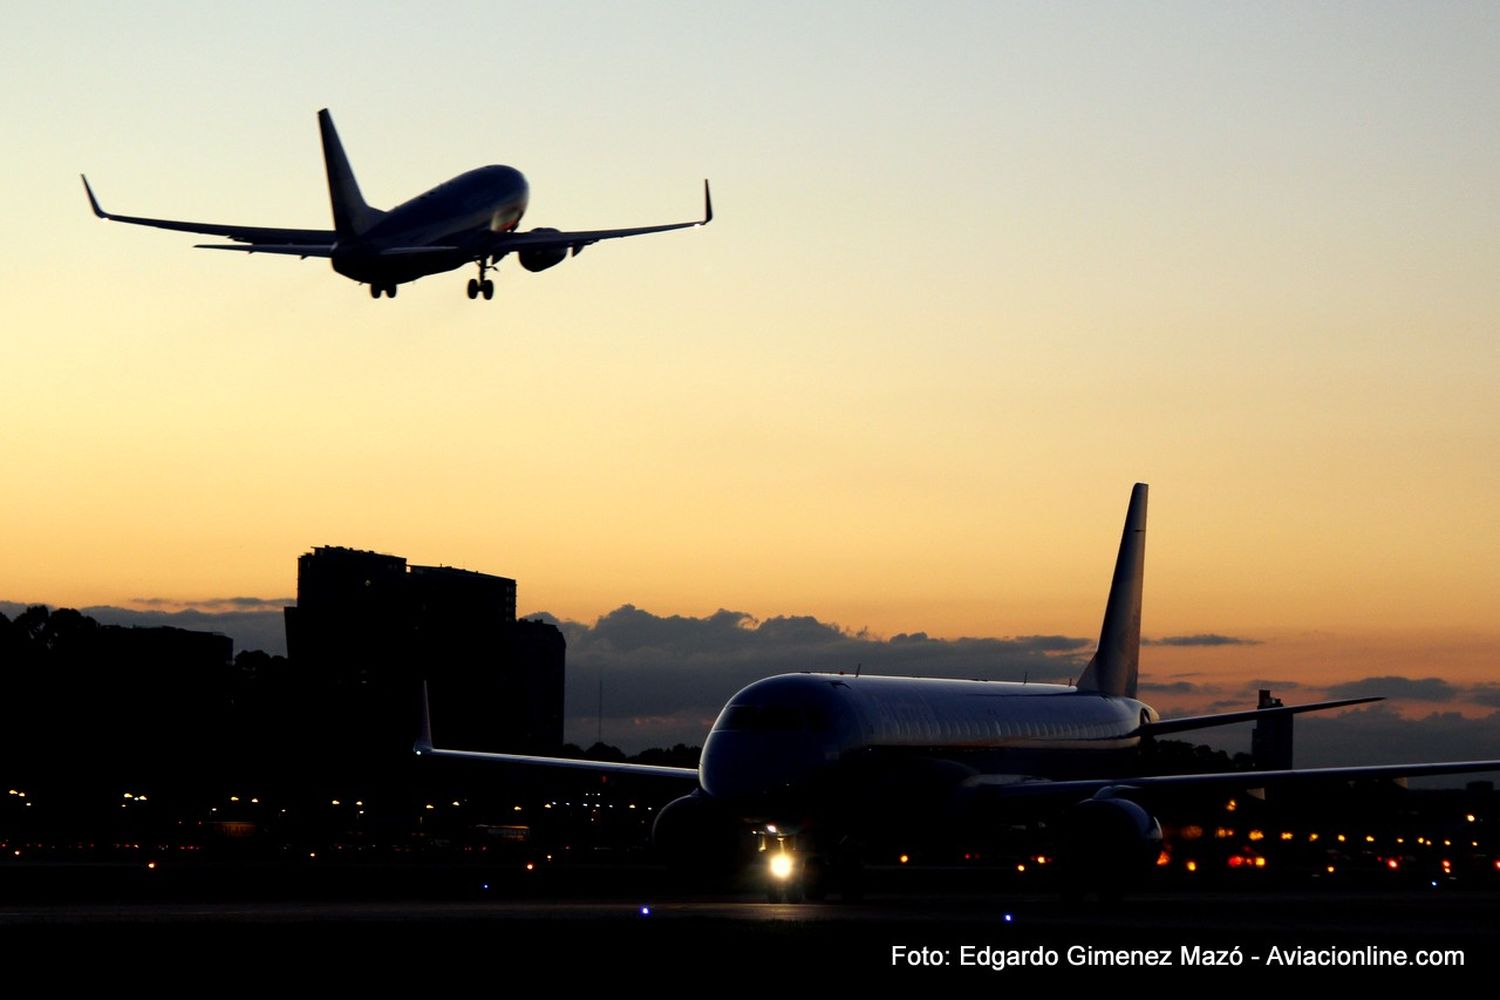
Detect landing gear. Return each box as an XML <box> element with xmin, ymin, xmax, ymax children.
<box><xmin>369</xmin><ymin>282</ymin><xmax>397</xmax><ymax>298</ymax></box>
<box><xmin>759</xmin><ymin>834</ymin><xmax>865</xmax><ymax>904</ymax></box>
<box><xmin>766</xmin><ymin>878</ymin><xmax>805</xmax><ymax>904</ymax></box>
<box><xmin>466</xmin><ymin>259</ymin><xmax>496</xmax><ymax>300</ymax></box>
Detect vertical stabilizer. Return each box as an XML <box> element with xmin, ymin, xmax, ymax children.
<box><xmin>318</xmin><ymin>109</ymin><xmax>381</xmax><ymax>239</ymax></box>
<box><xmin>1076</xmin><ymin>483</ymin><xmax>1147</xmax><ymax>698</ymax></box>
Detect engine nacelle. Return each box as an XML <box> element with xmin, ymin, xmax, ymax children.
<box><xmin>519</xmin><ymin>229</ymin><xmax>568</xmax><ymax>272</ymax></box>
<box><xmin>651</xmin><ymin>791</ymin><xmax>747</xmax><ymax>871</ymax></box>
<box><xmin>1056</xmin><ymin>797</ymin><xmax>1163</xmax><ymax>894</ymax></box>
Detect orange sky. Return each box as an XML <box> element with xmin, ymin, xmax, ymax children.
<box><xmin>3</xmin><ymin>5</ymin><xmax>1497</xmax><ymax>712</ymax></box>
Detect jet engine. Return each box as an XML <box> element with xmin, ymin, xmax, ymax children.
<box><xmin>519</xmin><ymin>229</ymin><xmax>569</xmax><ymax>272</ymax></box>
<box><xmin>1056</xmin><ymin>796</ymin><xmax>1163</xmax><ymax>894</ymax></box>
<box><xmin>651</xmin><ymin>791</ymin><xmax>747</xmax><ymax>871</ymax></box>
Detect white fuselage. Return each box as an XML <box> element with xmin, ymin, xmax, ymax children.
<box><xmin>698</xmin><ymin>673</ymin><xmax>1157</xmax><ymax>809</ymax></box>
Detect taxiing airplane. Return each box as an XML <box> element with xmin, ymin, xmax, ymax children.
<box><xmin>416</xmin><ymin>484</ymin><xmax>1500</xmax><ymax>898</ymax></box>
<box><xmin>82</xmin><ymin>109</ymin><xmax>711</xmax><ymax>299</ymax></box>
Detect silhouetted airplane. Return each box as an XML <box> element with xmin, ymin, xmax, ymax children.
<box><xmin>417</xmin><ymin>484</ymin><xmax>1500</xmax><ymax>898</ymax></box>
<box><xmin>82</xmin><ymin>109</ymin><xmax>711</xmax><ymax>300</ymax></box>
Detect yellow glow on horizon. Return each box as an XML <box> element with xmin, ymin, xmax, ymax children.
<box><xmin>2</xmin><ymin>6</ymin><xmax>1497</xmax><ymax>716</ymax></box>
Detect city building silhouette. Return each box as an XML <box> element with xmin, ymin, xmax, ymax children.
<box><xmin>284</xmin><ymin>546</ymin><xmax>564</xmax><ymax>764</ymax></box>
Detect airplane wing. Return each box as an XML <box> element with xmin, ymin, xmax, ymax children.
<box><xmin>965</xmin><ymin>758</ymin><xmax>1500</xmax><ymax>802</ymax></box>
<box><xmin>196</xmin><ymin>243</ymin><xmax>335</xmax><ymax>257</ymax></box>
<box><xmin>415</xmin><ymin>745</ymin><xmax>700</xmax><ymax>780</ymax></box>
<box><xmin>494</xmin><ymin>180</ymin><xmax>713</xmax><ymax>255</ymax></box>
<box><xmin>82</xmin><ymin>175</ymin><xmax>336</xmax><ymax>246</ymax></box>
<box><xmin>969</xmin><ymin>692</ymin><xmax>1498</xmax><ymax>801</ymax></box>
<box><xmin>414</xmin><ymin>682</ymin><xmax>699</xmax><ymax>781</ymax></box>
<box><xmin>1141</xmin><ymin>696</ymin><xmax>1384</xmax><ymax>737</ymax></box>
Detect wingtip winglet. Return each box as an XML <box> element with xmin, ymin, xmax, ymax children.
<box><xmin>414</xmin><ymin>680</ymin><xmax>434</xmax><ymax>755</ymax></box>
<box><xmin>702</xmin><ymin>179</ymin><xmax>713</xmax><ymax>225</ymax></box>
<box><xmin>81</xmin><ymin>174</ymin><xmax>105</xmax><ymax>218</ymax></box>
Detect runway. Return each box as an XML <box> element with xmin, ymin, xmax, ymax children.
<box><xmin>5</xmin><ymin>881</ymin><xmax>1496</xmax><ymax>981</ymax></box>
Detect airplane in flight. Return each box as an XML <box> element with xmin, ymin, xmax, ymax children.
<box><xmin>416</xmin><ymin>484</ymin><xmax>1500</xmax><ymax>899</ymax></box>
<box><xmin>82</xmin><ymin>109</ymin><xmax>711</xmax><ymax>300</ymax></box>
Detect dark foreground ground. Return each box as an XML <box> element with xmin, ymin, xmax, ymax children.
<box><xmin>4</xmin><ymin>863</ymin><xmax>1497</xmax><ymax>983</ymax></box>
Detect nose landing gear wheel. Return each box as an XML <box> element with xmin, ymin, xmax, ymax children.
<box><xmin>766</xmin><ymin>879</ymin><xmax>805</xmax><ymax>904</ymax></box>
<box><xmin>481</xmin><ymin>279</ymin><xmax>494</xmax><ymax>300</ymax></box>
<box><xmin>467</xmin><ymin>278</ymin><xmax>480</xmax><ymax>299</ymax></box>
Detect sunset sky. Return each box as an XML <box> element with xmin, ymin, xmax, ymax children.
<box><xmin>3</xmin><ymin>3</ymin><xmax>1498</xmax><ymax>744</ymax></box>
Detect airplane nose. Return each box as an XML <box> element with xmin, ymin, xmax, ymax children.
<box><xmin>700</xmin><ymin>731</ymin><xmax>821</xmax><ymax>803</ymax></box>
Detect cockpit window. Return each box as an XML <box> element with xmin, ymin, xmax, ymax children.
<box><xmin>719</xmin><ymin>705</ymin><xmax>761</xmax><ymax>730</ymax></box>
<box><xmin>716</xmin><ymin>704</ymin><xmax>826</xmax><ymax>732</ymax></box>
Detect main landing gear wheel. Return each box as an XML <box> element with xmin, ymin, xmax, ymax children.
<box><xmin>370</xmin><ymin>282</ymin><xmax>397</xmax><ymax>298</ymax></box>
<box><xmin>467</xmin><ymin>259</ymin><xmax>496</xmax><ymax>300</ymax></box>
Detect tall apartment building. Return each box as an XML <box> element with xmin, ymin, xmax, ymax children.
<box><xmin>285</xmin><ymin>546</ymin><xmax>563</xmax><ymax>760</ymax></box>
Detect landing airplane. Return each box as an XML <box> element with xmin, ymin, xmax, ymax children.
<box><xmin>416</xmin><ymin>484</ymin><xmax>1500</xmax><ymax>898</ymax></box>
<box><xmin>82</xmin><ymin>109</ymin><xmax>711</xmax><ymax>299</ymax></box>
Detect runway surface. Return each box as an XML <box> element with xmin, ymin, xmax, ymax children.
<box><xmin>5</xmin><ymin>879</ymin><xmax>1497</xmax><ymax>982</ymax></box>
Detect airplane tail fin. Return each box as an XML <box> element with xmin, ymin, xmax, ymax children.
<box><xmin>318</xmin><ymin>109</ymin><xmax>381</xmax><ymax>239</ymax></box>
<box><xmin>1076</xmin><ymin>483</ymin><xmax>1147</xmax><ymax>699</ymax></box>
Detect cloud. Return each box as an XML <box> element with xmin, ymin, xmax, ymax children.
<box><xmin>0</xmin><ymin>601</ymin><xmax>290</xmax><ymax>656</ymax></box>
<box><xmin>89</xmin><ymin>606</ymin><xmax>290</xmax><ymax>656</ymax></box>
<box><xmin>1469</xmin><ymin>684</ymin><xmax>1500</xmax><ymax>709</ymax></box>
<box><xmin>1246</xmin><ymin>679</ymin><xmax>1302</xmax><ymax>691</ymax></box>
<box><xmin>12</xmin><ymin>601</ymin><xmax>1494</xmax><ymax>770</ymax></box>
<box><xmin>1296</xmin><ymin>705</ymin><xmax>1500</xmax><ymax>775</ymax></box>
<box><xmin>1178</xmin><ymin>702</ymin><xmax>1500</xmax><ymax>782</ymax></box>
<box><xmin>1011</xmin><ymin>635</ymin><xmax>1093</xmax><ymax>652</ymax></box>
<box><xmin>130</xmin><ymin>596</ymin><xmax>294</xmax><ymax>611</ymax></box>
<box><xmin>1138</xmin><ymin>681</ymin><xmax>1200</xmax><ymax>694</ymax></box>
<box><xmin>888</xmin><ymin>634</ymin><xmax>1090</xmax><ymax>656</ymax></box>
<box><xmin>1324</xmin><ymin>676</ymin><xmax>1458</xmax><ymax>702</ymax></box>
<box><xmin>1145</xmin><ymin>634</ymin><xmax>1260</xmax><ymax>647</ymax></box>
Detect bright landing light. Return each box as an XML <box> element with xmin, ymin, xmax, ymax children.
<box><xmin>768</xmin><ymin>853</ymin><xmax>794</xmax><ymax>881</ymax></box>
